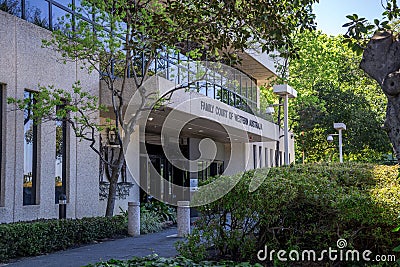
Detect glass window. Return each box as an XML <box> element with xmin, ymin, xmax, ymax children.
<box><xmin>74</xmin><ymin>0</ymin><xmax>81</xmax><ymax>9</ymax></box>
<box><xmin>249</xmin><ymin>82</ymin><xmax>253</xmax><ymax>100</ymax></box>
<box><xmin>206</xmin><ymin>83</ymin><xmax>214</xmax><ymax>99</ymax></box>
<box><xmin>23</xmin><ymin>90</ymin><xmax>38</xmax><ymax>205</ymax></box>
<box><xmin>0</xmin><ymin>0</ymin><xmax>22</xmax><ymax>17</ymax></box>
<box><xmin>54</xmin><ymin>0</ymin><xmax>72</xmax><ymax>9</ymax></box>
<box><xmin>253</xmin><ymin>145</ymin><xmax>257</xmax><ymax>169</ymax></box>
<box><xmin>0</xmin><ymin>85</ymin><xmax>2</xmax><ymax>204</ymax></box>
<box><xmin>270</xmin><ymin>149</ymin><xmax>274</xmax><ymax>167</ymax></box>
<box><xmin>198</xmin><ymin>81</ymin><xmax>206</xmax><ymax>96</ymax></box>
<box><xmin>216</xmin><ymin>161</ymin><xmax>223</xmax><ymax>175</ymax></box>
<box><xmin>234</xmin><ymin>94</ymin><xmax>241</xmax><ymax>109</ymax></box>
<box><xmin>265</xmin><ymin>148</ymin><xmax>268</xmax><ymax>167</ymax></box>
<box><xmin>222</xmin><ymin>89</ymin><xmax>228</xmax><ymax>104</ymax></box>
<box><xmin>55</xmin><ymin>105</ymin><xmax>67</xmax><ymax>203</ymax></box>
<box><xmin>52</xmin><ymin>4</ymin><xmax>72</xmax><ymax>31</ymax></box>
<box><xmin>259</xmin><ymin>146</ymin><xmax>262</xmax><ymax>168</ymax></box>
<box><xmin>215</xmin><ymin>86</ymin><xmax>222</xmax><ymax>101</ymax></box>
<box><xmin>73</xmin><ymin>0</ymin><xmax>91</xmax><ymax>20</ymax></box>
<box><xmin>252</xmin><ymin>85</ymin><xmax>257</xmax><ymax>103</ymax></box>
<box><xmin>244</xmin><ymin>78</ymin><xmax>249</xmax><ymax>98</ymax></box>
<box><xmin>26</xmin><ymin>0</ymin><xmax>49</xmax><ymax>29</ymax></box>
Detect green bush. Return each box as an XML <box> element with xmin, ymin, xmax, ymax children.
<box><xmin>85</xmin><ymin>254</ymin><xmax>262</xmax><ymax>267</ymax></box>
<box><xmin>140</xmin><ymin>209</ymin><xmax>164</xmax><ymax>234</ymax></box>
<box><xmin>0</xmin><ymin>215</ymin><xmax>127</xmax><ymax>262</ymax></box>
<box><xmin>142</xmin><ymin>200</ymin><xmax>177</xmax><ymax>224</ymax></box>
<box><xmin>177</xmin><ymin>163</ymin><xmax>400</xmax><ymax>266</ymax></box>
<box><xmin>119</xmin><ymin>204</ymin><xmax>169</xmax><ymax>234</ymax></box>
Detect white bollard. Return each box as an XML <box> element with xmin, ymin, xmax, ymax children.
<box><xmin>177</xmin><ymin>201</ymin><xmax>191</xmax><ymax>237</ymax></box>
<box><xmin>128</xmin><ymin>201</ymin><xmax>140</xmax><ymax>236</ymax></box>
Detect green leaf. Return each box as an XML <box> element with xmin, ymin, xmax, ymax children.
<box><xmin>342</xmin><ymin>22</ymin><xmax>354</xmax><ymax>27</ymax></box>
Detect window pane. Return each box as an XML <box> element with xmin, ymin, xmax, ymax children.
<box><xmin>0</xmin><ymin>0</ymin><xmax>22</xmax><ymax>17</ymax></box>
<box><xmin>198</xmin><ymin>81</ymin><xmax>206</xmax><ymax>96</ymax></box>
<box><xmin>252</xmin><ymin>85</ymin><xmax>257</xmax><ymax>103</ymax></box>
<box><xmin>253</xmin><ymin>145</ymin><xmax>257</xmax><ymax>169</ymax></box>
<box><xmin>206</xmin><ymin>83</ymin><xmax>214</xmax><ymax>99</ymax></box>
<box><xmin>248</xmin><ymin>82</ymin><xmax>252</xmax><ymax>99</ymax></box>
<box><xmin>222</xmin><ymin>89</ymin><xmax>228</xmax><ymax>104</ymax></box>
<box><xmin>26</xmin><ymin>0</ymin><xmax>49</xmax><ymax>29</ymax></box>
<box><xmin>23</xmin><ymin>91</ymin><xmax>37</xmax><ymax>205</ymax></box>
<box><xmin>55</xmin><ymin>106</ymin><xmax>67</xmax><ymax>203</ymax></box>
<box><xmin>54</xmin><ymin>0</ymin><xmax>72</xmax><ymax>8</ymax></box>
<box><xmin>0</xmin><ymin>85</ymin><xmax>2</xmax><ymax>205</ymax></box>
<box><xmin>215</xmin><ymin>86</ymin><xmax>221</xmax><ymax>101</ymax></box>
<box><xmin>52</xmin><ymin>4</ymin><xmax>72</xmax><ymax>31</ymax></box>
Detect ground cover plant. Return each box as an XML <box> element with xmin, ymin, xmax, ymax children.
<box><xmin>85</xmin><ymin>254</ymin><xmax>262</xmax><ymax>267</ymax></box>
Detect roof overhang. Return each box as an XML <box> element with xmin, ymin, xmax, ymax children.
<box><xmin>236</xmin><ymin>49</ymin><xmax>279</xmax><ymax>86</ymax></box>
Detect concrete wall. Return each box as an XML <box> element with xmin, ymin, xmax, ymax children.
<box><xmin>0</xmin><ymin>10</ymin><xmax>101</xmax><ymax>222</ymax></box>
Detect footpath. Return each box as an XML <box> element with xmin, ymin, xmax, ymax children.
<box><xmin>2</xmin><ymin>227</ymin><xmax>182</xmax><ymax>267</ymax></box>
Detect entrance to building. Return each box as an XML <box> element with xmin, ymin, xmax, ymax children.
<box><xmin>140</xmin><ymin>143</ymin><xmax>190</xmax><ymax>203</ymax></box>
<box><xmin>140</xmin><ymin>142</ymin><xmax>225</xmax><ymax>203</ymax></box>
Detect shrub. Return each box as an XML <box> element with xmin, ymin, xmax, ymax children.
<box><xmin>140</xmin><ymin>209</ymin><xmax>163</xmax><ymax>234</ymax></box>
<box><xmin>0</xmin><ymin>216</ymin><xmax>127</xmax><ymax>262</ymax></box>
<box><xmin>142</xmin><ymin>200</ymin><xmax>177</xmax><ymax>224</ymax></box>
<box><xmin>176</xmin><ymin>163</ymin><xmax>400</xmax><ymax>266</ymax></box>
<box><xmin>118</xmin><ymin>204</ymin><xmax>169</xmax><ymax>234</ymax></box>
<box><xmin>85</xmin><ymin>254</ymin><xmax>262</xmax><ymax>267</ymax></box>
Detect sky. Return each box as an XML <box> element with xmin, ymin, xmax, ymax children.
<box><xmin>313</xmin><ymin>0</ymin><xmax>386</xmax><ymax>35</ymax></box>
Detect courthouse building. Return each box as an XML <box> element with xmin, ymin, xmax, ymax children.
<box><xmin>0</xmin><ymin>0</ymin><xmax>294</xmax><ymax>223</ymax></box>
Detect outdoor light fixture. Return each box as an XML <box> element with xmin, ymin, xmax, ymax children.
<box><xmin>273</xmin><ymin>84</ymin><xmax>297</xmax><ymax>165</ymax></box>
<box><xmin>327</xmin><ymin>123</ymin><xmax>346</xmax><ymax>163</ymax></box>
<box><xmin>107</xmin><ymin>129</ymin><xmax>119</xmax><ymax>146</ymax></box>
<box><xmin>265</xmin><ymin>106</ymin><xmax>275</xmax><ymax>115</ymax></box>
<box><xmin>327</xmin><ymin>134</ymin><xmax>334</xmax><ymax>143</ymax></box>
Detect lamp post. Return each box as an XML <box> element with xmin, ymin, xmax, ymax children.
<box><xmin>272</xmin><ymin>84</ymin><xmax>297</xmax><ymax>165</ymax></box>
<box><xmin>327</xmin><ymin>123</ymin><xmax>346</xmax><ymax>163</ymax></box>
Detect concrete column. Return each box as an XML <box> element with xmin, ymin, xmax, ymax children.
<box><xmin>338</xmin><ymin>129</ymin><xmax>343</xmax><ymax>163</ymax></box>
<box><xmin>128</xmin><ymin>201</ymin><xmax>140</xmax><ymax>236</ymax></box>
<box><xmin>177</xmin><ymin>201</ymin><xmax>190</xmax><ymax>237</ymax></box>
<box><xmin>284</xmin><ymin>93</ymin><xmax>290</xmax><ymax>165</ymax></box>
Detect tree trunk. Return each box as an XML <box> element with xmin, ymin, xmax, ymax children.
<box><xmin>105</xmin><ymin>166</ymin><xmax>120</xmax><ymax>217</ymax></box>
<box><xmin>360</xmin><ymin>31</ymin><xmax>400</xmax><ymax>163</ymax></box>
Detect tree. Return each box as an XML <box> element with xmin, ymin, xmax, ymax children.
<box><xmin>8</xmin><ymin>0</ymin><xmax>319</xmax><ymax>216</ymax></box>
<box><xmin>261</xmin><ymin>31</ymin><xmax>391</xmax><ymax>163</ymax></box>
<box><xmin>343</xmin><ymin>1</ymin><xmax>400</xmax><ymax>163</ymax></box>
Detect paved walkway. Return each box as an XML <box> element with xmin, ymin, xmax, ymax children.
<box><xmin>2</xmin><ymin>227</ymin><xmax>183</xmax><ymax>267</ymax></box>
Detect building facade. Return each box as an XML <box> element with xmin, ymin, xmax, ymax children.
<box><xmin>0</xmin><ymin>0</ymin><xmax>294</xmax><ymax>223</ymax></box>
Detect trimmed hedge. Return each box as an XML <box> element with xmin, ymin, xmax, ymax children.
<box><xmin>0</xmin><ymin>215</ymin><xmax>127</xmax><ymax>262</ymax></box>
<box><xmin>177</xmin><ymin>163</ymin><xmax>400</xmax><ymax>265</ymax></box>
